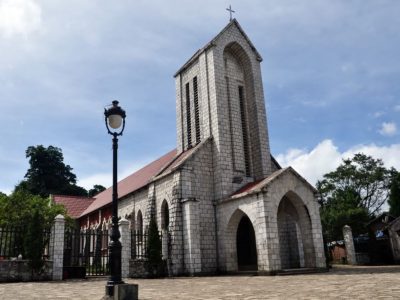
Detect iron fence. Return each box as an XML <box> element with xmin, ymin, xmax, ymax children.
<box><xmin>0</xmin><ymin>226</ymin><xmax>51</xmax><ymax>260</ymax></box>
<box><xmin>0</xmin><ymin>227</ymin><xmax>24</xmax><ymax>259</ymax></box>
<box><xmin>63</xmin><ymin>227</ymin><xmax>109</xmax><ymax>276</ymax></box>
<box><xmin>131</xmin><ymin>230</ymin><xmax>148</xmax><ymax>259</ymax></box>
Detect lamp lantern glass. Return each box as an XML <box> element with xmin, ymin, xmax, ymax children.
<box><xmin>105</xmin><ymin>100</ymin><xmax>126</xmax><ymax>135</ymax></box>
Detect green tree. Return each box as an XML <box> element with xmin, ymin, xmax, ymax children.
<box><xmin>388</xmin><ymin>169</ymin><xmax>400</xmax><ymax>217</ymax></box>
<box><xmin>24</xmin><ymin>208</ymin><xmax>46</xmax><ymax>272</ymax></box>
<box><xmin>15</xmin><ymin>145</ymin><xmax>88</xmax><ymax>197</ymax></box>
<box><xmin>0</xmin><ymin>190</ymin><xmax>65</xmax><ymax>228</ymax></box>
<box><xmin>88</xmin><ymin>184</ymin><xmax>106</xmax><ymax>197</ymax></box>
<box><xmin>317</xmin><ymin>153</ymin><xmax>391</xmax><ymax>241</ymax></box>
<box><xmin>0</xmin><ymin>191</ymin><xmax>66</xmax><ymax>272</ymax></box>
<box><xmin>319</xmin><ymin>187</ymin><xmax>370</xmax><ymax>240</ymax></box>
<box><xmin>146</xmin><ymin>215</ymin><xmax>162</xmax><ymax>275</ymax></box>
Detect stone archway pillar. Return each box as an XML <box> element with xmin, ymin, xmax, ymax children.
<box><xmin>182</xmin><ymin>198</ymin><xmax>201</xmax><ymax>274</ymax></box>
<box><xmin>343</xmin><ymin>225</ymin><xmax>357</xmax><ymax>265</ymax></box>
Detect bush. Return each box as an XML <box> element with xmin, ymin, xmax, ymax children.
<box><xmin>146</xmin><ymin>215</ymin><xmax>163</xmax><ymax>277</ymax></box>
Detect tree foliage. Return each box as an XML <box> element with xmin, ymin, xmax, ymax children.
<box><xmin>24</xmin><ymin>209</ymin><xmax>46</xmax><ymax>272</ymax></box>
<box><xmin>146</xmin><ymin>214</ymin><xmax>162</xmax><ymax>273</ymax></box>
<box><xmin>317</xmin><ymin>153</ymin><xmax>391</xmax><ymax>241</ymax></box>
<box><xmin>0</xmin><ymin>191</ymin><xmax>66</xmax><ymax>272</ymax></box>
<box><xmin>388</xmin><ymin>169</ymin><xmax>400</xmax><ymax>217</ymax></box>
<box><xmin>318</xmin><ymin>153</ymin><xmax>390</xmax><ymax>216</ymax></box>
<box><xmin>0</xmin><ymin>190</ymin><xmax>65</xmax><ymax>228</ymax></box>
<box><xmin>88</xmin><ymin>184</ymin><xmax>106</xmax><ymax>197</ymax></box>
<box><xmin>15</xmin><ymin>145</ymin><xmax>87</xmax><ymax>198</ymax></box>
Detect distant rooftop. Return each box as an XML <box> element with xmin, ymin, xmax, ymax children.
<box><xmin>52</xmin><ymin>195</ymin><xmax>95</xmax><ymax>219</ymax></box>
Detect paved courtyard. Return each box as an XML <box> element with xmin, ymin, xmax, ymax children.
<box><xmin>1</xmin><ymin>265</ymin><xmax>400</xmax><ymax>299</ymax></box>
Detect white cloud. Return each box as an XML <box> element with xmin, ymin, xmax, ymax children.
<box><xmin>372</xmin><ymin>111</ymin><xmax>385</xmax><ymax>118</ymax></box>
<box><xmin>379</xmin><ymin>122</ymin><xmax>397</xmax><ymax>136</ymax></box>
<box><xmin>0</xmin><ymin>0</ymin><xmax>41</xmax><ymax>38</ymax></box>
<box><xmin>276</xmin><ymin>139</ymin><xmax>400</xmax><ymax>185</ymax></box>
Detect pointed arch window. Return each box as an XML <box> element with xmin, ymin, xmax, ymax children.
<box><xmin>136</xmin><ymin>210</ymin><xmax>143</xmax><ymax>243</ymax></box>
<box><xmin>161</xmin><ymin>200</ymin><xmax>170</xmax><ymax>230</ymax></box>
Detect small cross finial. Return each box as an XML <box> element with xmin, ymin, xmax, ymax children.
<box><xmin>226</xmin><ymin>5</ymin><xmax>235</xmax><ymax>21</ymax></box>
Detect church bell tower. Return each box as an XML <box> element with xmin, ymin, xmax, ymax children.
<box><xmin>174</xmin><ymin>19</ymin><xmax>273</xmax><ymax>199</ymax></box>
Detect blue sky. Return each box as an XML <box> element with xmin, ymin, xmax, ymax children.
<box><xmin>0</xmin><ymin>0</ymin><xmax>399</xmax><ymax>195</ymax></box>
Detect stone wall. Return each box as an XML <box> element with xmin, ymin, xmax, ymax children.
<box><xmin>129</xmin><ymin>259</ymin><xmax>149</xmax><ymax>278</ymax></box>
<box><xmin>182</xmin><ymin>140</ymin><xmax>217</xmax><ymax>274</ymax></box>
<box><xmin>0</xmin><ymin>260</ymin><xmax>53</xmax><ymax>282</ymax></box>
<box><xmin>118</xmin><ymin>189</ymin><xmax>148</xmax><ymax>230</ymax></box>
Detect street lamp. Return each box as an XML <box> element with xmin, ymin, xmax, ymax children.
<box><xmin>104</xmin><ymin>100</ymin><xmax>126</xmax><ymax>297</ymax></box>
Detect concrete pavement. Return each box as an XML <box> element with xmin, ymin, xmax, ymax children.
<box><xmin>1</xmin><ymin>265</ymin><xmax>400</xmax><ymax>299</ymax></box>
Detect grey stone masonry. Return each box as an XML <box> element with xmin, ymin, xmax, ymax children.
<box><xmin>343</xmin><ymin>225</ymin><xmax>357</xmax><ymax>265</ymax></box>
<box><xmin>109</xmin><ymin>20</ymin><xmax>327</xmax><ymax>277</ymax></box>
<box><xmin>145</xmin><ymin>184</ymin><xmax>156</xmax><ymax>229</ymax></box>
<box><xmin>119</xmin><ymin>218</ymin><xmax>131</xmax><ymax>278</ymax></box>
<box><xmin>182</xmin><ymin>198</ymin><xmax>201</xmax><ymax>274</ymax></box>
<box><xmin>50</xmin><ymin>214</ymin><xmax>65</xmax><ymax>280</ymax></box>
<box><xmin>175</xmin><ymin>20</ymin><xmax>273</xmax><ymax>201</ymax></box>
<box><xmin>162</xmin><ymin>229</ymin><xmax>169</xmax><ymax>260</ymax></box>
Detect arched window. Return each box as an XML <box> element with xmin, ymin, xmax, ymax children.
<box><xmin>161</xmin><ymin>200</ymin><xmax>170</xmax><ymax>230</ymax></box>
<box><xmin>136</xmin><ymin>210</ymin><xmax>143</xmax><ymax>234</ymax></box>
<box><xmin>127</xmin><ymin>209</ymin><xmax>135</xmax><ymax>230</ymax></box>
<box><xmin>223</xmin><ymin>45</ymin><xmax>252</xmax><ymax>177</ymax></box>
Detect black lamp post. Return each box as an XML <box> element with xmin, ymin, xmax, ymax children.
<box><xmin>104</xmin><ymin>100</ymin><xmax>126</xmax><ymax>297</ymax></box>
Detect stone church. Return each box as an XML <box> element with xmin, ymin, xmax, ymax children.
<box><xmin>73</xmin><ymin>19</ymin><xmax>326</xmax><ymax>275</ymax></box>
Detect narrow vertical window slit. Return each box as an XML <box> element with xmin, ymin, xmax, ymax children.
<box><xmin>186</xmin><ymin>82</ymin><xmax>192</xmax><ymax>148</ymax></box>
<box><xmin>238</xmin><ymin>86</ymin><xmax>250</xmax><ymax>176</ymax></box>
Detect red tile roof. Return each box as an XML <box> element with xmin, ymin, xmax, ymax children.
<box><xmin>230</xmin><ymin>167</ymin><xmax>317</xmax><ymax>199</ymax></box>
<box><xmin>52</xmin><ymin>195</ymin><xmax>95</xmax><ymax>219</ymax></box>
<box><xmin>155</xmin><ymin>144</ymin><xmax>201</xmax><ymax>179</ymax></box>
<box><xmin>231</xmin><ymin>179</ymin><xmax>263</xmax><ymax>196</ymax></box>
<box><xmin>230</xmin><ymin>168</ymin><xmax>288</xmax><ymax>198</ymax></box>
<box><xmin>80</xmin><ymin>149</ymin><xmax>177</xmax><ymax>217</ymax></box>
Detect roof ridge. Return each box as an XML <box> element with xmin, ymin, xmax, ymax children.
<box><xmin>79</xmin><ymin>149</ymin><xmax>177</xmax><ymax>217</ymax></box>
<box><xmin>52</xmin><ymin>194</ymin><xmax>92</xmax><ymax>199</ymax></box>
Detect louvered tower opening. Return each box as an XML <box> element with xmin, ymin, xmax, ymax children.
<box><xmin>193</xmin><ymin>76</ymin><xmax>201</xmax><ymax>144</ymax></box>
<box><xmin>185</xmin><ymin>82</ymin><xmax>192</xmax><ymax>148</ymax></box>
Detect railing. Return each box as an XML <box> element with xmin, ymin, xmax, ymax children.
<box><xmin>131</xmin><ymin>230</ymin><xmax>148</xmax><ymax>259</ymax></box>
<box><xmin>63</xmin><ymin>228</ymin><xmax>109</xmax><ymax>276</ymax></box>
<box><xmin>0</xmin><ymin>226</ymin><xmax>51</xmax><ymax>260</ymax></box>
<box><xmin>0</xmin><ymin>227</ymin><xmax>24</xmax><ymax>259</ymax></box>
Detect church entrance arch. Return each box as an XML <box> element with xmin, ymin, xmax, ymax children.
<box><xmin>236</xmin><ymin>215</ymin><xmax>258</xmax><ymax>271</ymax></box>
<box><xmin>277</xmin><ymin>192</ymin><xmax>315</xmax><ymax>269</ymax></box>
<box><xmin>225</xmin><ymin>209</ymin><xmax>259</xmax><ymax>272</ymax></box>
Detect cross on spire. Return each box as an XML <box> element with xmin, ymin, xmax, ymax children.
<box><xmin>226</xmin><ymin>5</ymin><xmax>235</xmax><ymax>21</ymax></box>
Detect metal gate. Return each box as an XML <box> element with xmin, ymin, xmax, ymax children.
<box><xmin>63</xmin><ymin>227</ymin><xmax>109</xmax><ymax>278</ymax></box>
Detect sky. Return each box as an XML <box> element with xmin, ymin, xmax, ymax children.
<box><xmin>0</xmin><ymin>0</ymin><xmax>399</xmax><ymax>196</ymax></box>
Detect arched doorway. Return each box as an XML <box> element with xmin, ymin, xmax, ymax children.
<box><xmin>277</xmin><ymin>193</ymin><xmax>315</xmax><ymax>269</ymax></box>
<box><xmin>278</xmin><ymin>200</ymin><xmax>300</xmax><ymax>269</ymax></box>
<box><xmin>236</xmin><ymin>215</ymin><xmax>258</xmax><ymax>271</ymax></box>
